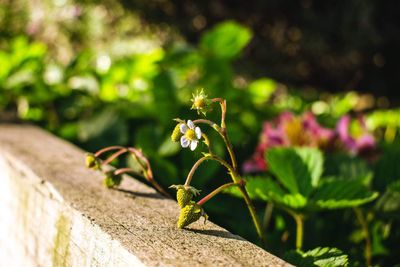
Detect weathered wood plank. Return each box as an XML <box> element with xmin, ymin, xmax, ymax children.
<box><xmin>0</xmin><ymin>124</ymin><xmax>292</xmax><ymax>267</ymax></box>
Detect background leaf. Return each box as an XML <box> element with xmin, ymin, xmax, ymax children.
<box><xmin>266</xmin><ymin>147</ymin><xmax>323</xmax><ymax>197</ymax></box>
<box><xmin>311</xmin><ymin>179</ymin><xmax>378</xmax><ymax>209</ymax></box>
<box><xmin>200</xmin><ymin>21</ymin><xmax>252</xmax><ymax>60</ymax></box>
<box><xmin>285</xmin><ymin>247</ymin><xmax>349</xmax><ymax>267</ymax></box>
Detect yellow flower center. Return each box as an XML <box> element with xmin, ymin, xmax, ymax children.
<box><xmin>185</xmin><ymin>129</ymin><xmax>196</xmax><ymax>141</ymax></box>
<box><xmin>194</xmin><ymin>97</ymin><xmax>205</xmax><ymax>109</ymax></box>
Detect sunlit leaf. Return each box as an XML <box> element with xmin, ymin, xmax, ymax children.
<box><xmin>312</xmin><ymin>179</ymin><xmax>378</xmax><ymax>209</ymax></box>
<box><xmin>248</xmin><ymin>78</ymin><xmax>277</xmax><ymax>105</ymax></box>
<box><xmin>266</xmin><ymin>147</ymin><xmax>323</xmax><ymax>197</ymax></box>
<box><xmin>200</xmin><ymin>21</ymin><xmax>252</xmax><ymax>60</ymax></box>
<box><xmin>285</xmin><ymin>247</ymin><xmax>349</xmax><ymax>267</ymax></box>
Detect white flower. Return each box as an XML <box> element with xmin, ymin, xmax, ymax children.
<box><xmin>180</xmin><ymin>120</ymin><xmax>202</xmax><ymax>151</ymax></box>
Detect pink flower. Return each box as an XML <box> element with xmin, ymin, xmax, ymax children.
<box><xmin>242</xmin><ymin>112</ymin><xmax>335</xmax><ymax>173</ymax></box>
<box><xmin>336</xmin><ymin>115</ymin><xmax>376</xmax><ymax>155</ymax></box>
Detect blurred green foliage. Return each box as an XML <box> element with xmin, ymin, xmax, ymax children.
<box><xmin>1</xmin><ymin>1</ymin><xmax>400</xmax><ymax>266</ymax></box>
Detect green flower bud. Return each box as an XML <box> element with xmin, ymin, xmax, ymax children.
<box><xmin>171</xmin><ymin>123</ymin><xmax>183</xmax><ymax>142</ymax></box>
<box><xmin>177</xmin><ymin>201</ymin><xmax>205</xmax><ymax>229</ymax></box>
<box><xmin>103</xmin><ymin>171</ymin><xmax>122</xmax><ymax>188</ymax></box>
<box><xmin>190</xmin><ymin>89</ymin><xmax>211</xmax><ymax>116</ymax></box>
<box><xmin>169</xmin><ymin>185</ymin><xmax>201</xmax><ymax>208</ymax></box>
<box><xmin>86</xmin><ymin>153</ymin><xmax>101</xmax><ymax>170</ymax></box>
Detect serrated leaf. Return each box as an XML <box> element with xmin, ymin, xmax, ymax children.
<box><xmin>324</xmin><ymin>153</ymin><xmax>373</xmax><ymax>186</ymax></box>
<box><xmin>266</xmin><ymin>147</ymin><xmax>323</xmax><ymax>197</ymax></box>
<box><xmin>225</xmin><ymin>176</ymin><xmax>307</xmax><ymax>210</ymax></box>
<box><xmin>375</xmin><ymin>180</ymin><xmax>400</xmax><ymax>217</ymax></box>
<box><xmin>224</xmin><ymin>176</ymin><xmax>284</xmax><ymax>201</ymax></box>
<box><xmin>312</xmin><ymin>179</ymin><xmax>378</xmax><ymax>209</ymax></box>
<box><xmin>200</xmin><ymin>21</ymin><xmax>252</xmax><ymax>60</ymax></box>
<box><xmin>285</xmin><ymin>247</ymin><xmax>349</xmax><ymax>267</ymax></box>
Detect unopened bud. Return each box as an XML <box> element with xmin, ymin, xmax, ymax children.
<box><xmin>103</xmin><ymin>171</ymin><xmax>122</xmax><ymax>188</ymax></box>
<box><xmin>86</xmin><ymin>153</ymin><xmax>101</xmax><ymax>170</ymax></box>
<box><xmin>171</xmin><ymin>123</ymin><xmax>183</xmax><ymax>142</ymax></box>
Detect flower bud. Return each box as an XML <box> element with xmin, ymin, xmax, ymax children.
<box><xmin>191</xmin><ymin>89</ymin><xmax>210</xmax><ymax>116</ymax></box>
<box><xmin>171</xmin><ymin>123</ymin><xmax>183</xmax><ymax>142</ymax></box>
<box><xmin>177</xmin><ymin>201</ymin><xmax>204</xmax><ymax>229</ymax></box>
<box><xmin>86</xmin><ymin>153</ymin><xmax>101</xmax><ymax>170</ymax></box>
<box><xmin>103</xmin><ymin>171</ymin><xmax>122</xmax><ymax>188</ymax></box>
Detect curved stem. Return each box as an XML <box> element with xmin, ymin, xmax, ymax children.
<box><xmin>114</xmin><ymin>167</ymin><xmax>146</xmax><ymax>180</ymax></box>
<box><xmin>193</xmin><ymin>119</ymin><xmax>220</xmax><ymax>131</ymax></box>
<box><xmin>193</xmin><ymin>118</ymin><xmax>237</xmax><ymax>171</ymax></box>
<box><xmin>95</xmin><ymin>146</ymin><xmax>125</xmax><ymax>157</ymax></box>
<box><xmin>197</xmin><ymin>181</ymin><xmax>240</xmax><ymax>206</ymax></box>
<box><xmin>184</xmin><ymin>155</ymin><xmax>233</xmax><ymax>186</ymax></box>
<box><xmin>102</xmin><ymin>148</ymin><xmax>128</xmax><ymax>165</ymax></box>
<box><xmin>354</xmin><ymin>207</ymin><xmax>372</xmax><ymax>267</ymax></box>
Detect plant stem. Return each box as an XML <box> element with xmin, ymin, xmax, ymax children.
<box><xmin>221</xmin><ymin>132</ymin><xmax>238</xmax><ymax>172</ymax></box>
<box><xmin>292</xmin><ymin>213</ymin><xmax>304</xmax><ymax>250</ymax></box>
<box><xmin>95</xmin><ymin>145</ymin><xmax>125</xmax><ymax>157</ymax></box>
<box><xmin>237</xmin><ymin>184</ymin><xmax>266</xmax><ymax>243</ymax></box>
<box><xmin>354</xmin><ymin>207</ymin><xmax>372</xmax><ymax>267</ymax></box>
<box><xmin>102</xmin><ymin>148</ymin><xmax>128</xmax><ymax>165</ymax></box>
<box><xmin>114</xmin><ymin>167</ymin><xmax>146</xmax><ymax>180</ymax></box>
<box><xmin>184</xmin><ymin>155</ymin><xmax>233</xmax><ymax>186</ymax></box>
<box><xmin>193</xmin><ymin>119</ymin><xmax>219</xmax><ymax>130</ymax></box>
<box><xmin>201</xmin><ymin>133</ymin><xmax>212</xmax><ymax>154</ymax></box>
<box><xmin>263</xmin><ymin>203</ymin><xmax>274</xmax><ymax>230</ymax></box>
<box><xmin>197</xmin><ymin>182</ymin><xmax>240</xmax><ymax>206</ymax></box>
<box><xmin>193</xmin><ymin>99</ymin><xmax>264</xmax><ymax>242</ymax></box>
<box><xmin>193</xmin><ymin>119</ymin><xmax>237</xmax><ymax>171</ymax></box>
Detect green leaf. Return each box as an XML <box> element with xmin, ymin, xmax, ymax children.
<box><xmin>200</xmin><ymin>21</ymin><xmax>252</xmax><ymax>60</ymax></box>
<box><xmin>248</xmin><ymin>78</ymin><xmax>276</xmax><ymax>105</ymax></box>
<box><xmin>224</xmin><ymin>176</ymin><xmax>284</xmax><ymax>201</ymax></box>
<box><xmin>225</xmin><ymin>176</ymin><xmax>308</xmax><ymax>210</ymax></box>
<box><xmin>312</xmin><ymin>179</ymin><xmax>378</xmax><ymax>209</ymax></box>
<box><xmin>266</xmin><ymin>147</ymin><xmax>323</xmax><ymax>197</ymax></box>
<box><xmin>375</xmin><ymin>180</ymin><xmax>400</xmax><ymax>217</ymax></box>
<box><xmin>373</xmin><ymin>145</ymin><xmax>400</xmax><ymax>192</ymax></box>
<box><xmin>158</xmin><ymin>136</ymin><xmax>180</xmax><ymax>157</ymax></box>
<box><xmin>285</xmin><ymin>247</ymin><xmax>349</xmax><ymax>267</ymax></box>
<box><xmin>324</xmin><ymin>153</ymin><xmax>373</xmax><ymax>186</ymax></box>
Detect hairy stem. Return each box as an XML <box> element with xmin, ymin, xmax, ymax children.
<box><xmin>184</xmin><ymin>155</ymin><xmax>233</xmax><ymax>187</ymax></box>
<box><xmin>354</xmin><ymin>207</ymin><xmax>372</xmax><ymax>267</ymax></box>
<box><xmin>197</xmin><ymin>182</ymin><xmax>240</xmax><ymax>206</ymax></box>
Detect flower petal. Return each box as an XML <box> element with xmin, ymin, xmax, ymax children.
<box><xmin>187</xmin><ymin>120</ymin><xmax>195</xmax><ymax>129</ymax></box>
<box><xmin>181</xmin><ymin>136</ymin><xmax>190</xmax><ymax>148</ymax></box>
<box><xmin>195</xmin><ymin>127</ymin><xmax>202</xmax><ymax>139</ymax></box>
<box><xmin>180</xmin><ymin>123</ymin><xmax>188</xmax><ymax>134</ymax></box>
<box><xmin>190</xmin><ymin>140</ymin><xmax>198</xmax><ymax>151</ymax></box>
